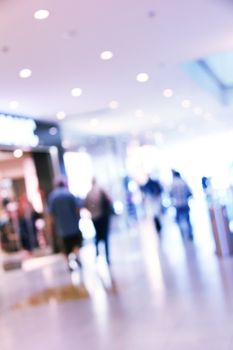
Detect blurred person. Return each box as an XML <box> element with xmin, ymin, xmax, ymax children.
<box><xmin>170</xmin><ymin>170</ymin><xmax>193</xmax><ymax>240</ymax></box>
<box><xmin>143</xmin><ymin>175</ymin><xmax>164</xmax><ymax>234</ymax></box>
<box><xmin>123</xmin><ymin>175</ymin><xmax>138</xmax><ymax>224</ymax></box>
<box><xmin>0</xmin><ymin>198</ymin><xmax>19</xmax><ymax>252</ymax></box>
<box><xmin>140</xmin><ymin>175</ymin><xmax>163</xmax><ymax>233</ymax></box>
<box><xmin>85</xmin><ymin>177</ymin><xmax>113</xmax><ymax>265</ymax></box>
<box><xmin>48</xmin><ymin>179</ymin><xmax>83</xmax><ymax>271</ymax></box>
<box><xmin>17</xmin><ymin>194</ymin><xmax>40</xmax><ymax>252</ymax></box>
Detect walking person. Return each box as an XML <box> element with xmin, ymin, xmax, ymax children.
<box><xmin>143</xmin><ymin>176</ymin><xmax>164</xmax><ymax>234</ymax></box>
<box><xmin>85</xmin><ymin>178</ymin><xmax>112</xmax><ymax>265</ymax></box>
<box><xmin>48</xmin><ymin>179</ymin><xmax>83</xmax><ymax>271</ymax></box>
<box><xmin>170</xmin><ymin>170</ymin><xmax>193</xmax><ymax>240</ymax></box>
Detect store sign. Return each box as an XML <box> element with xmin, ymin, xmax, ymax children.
<box><xmin>0</xmin><ymin>114</ymin><xmax>39</xmax><ymax>147</ymax></box>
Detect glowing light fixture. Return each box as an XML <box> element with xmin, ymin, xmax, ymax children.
<box><xmin>56</xmin><ymin>111</ymin><xmax>66</xmax><ymax>120</ymax></box>
<box><xmin>109</xmin><ymin>100</ymin><xmax>119</xmax><ymax>109</ymax></box>
<box><xmin>71</xmin><ymin>88</ymin><xmax>82</xmax><ymax>97</ymax></box>
<box><xmin>163</xmin><ymin>89</ymin><xmax>173</xmax><ymax>98</ymax></box>
<box><xmin>19</xmin><ymin>68</ymin><xmax>32</xmax><ymax>78</ymax></box>
<box><xmin>136</xmin><ymin>73</ymin><xmax>149</xmax><ymax>82</ymax></box>
<box><xmin>100</xmin><ymin>51</ymin><xmax>113</xmax><ymax>60</ymax></box>
<box><xmin>13</xmin><ymin>149</ymin><xmax>23</xmax><ymax>158</ymax></box>
<box><xmin>34</xmin><ymin>10</ymin><xmax>50</xmax><ymax>20</ymax></box>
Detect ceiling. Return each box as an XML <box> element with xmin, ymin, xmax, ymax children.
<box><xmin>1</xmin><ymin>0</ymin><xmax>233</xmax><ymax>147</ymax></box>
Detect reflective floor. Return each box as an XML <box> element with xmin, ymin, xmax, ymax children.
<box><xmin>1</xmin><ymin>214</ymin><xmax>233</xmax><ymax>350</ymax></box>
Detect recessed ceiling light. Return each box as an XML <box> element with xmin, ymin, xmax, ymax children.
<box><xmin>13</xmin><ymin>149</ymin><xmax>23</xmax><ymax>158</ymax></box>
<box><xmin>193</xmin><ymin>107</ymin><xmax>203</xmax><ymax>115</ymax></box>
<box><xmin>9</xmin><ymin>100</ymin><xmax>19</xmax><ymax>109</ymax></box>
<box><xmin>56</xmin><ymin>111</ymin><xmax>66</xmax><ymax>120</ymax></box>
<box><xmin>181</xmin><ymin>99</ymin><xmax>191</xmax><ymax>108</ymax></box>
<box><xmin>109</xmin><ymin>100</ymin><xmax>119</xmax><ymax>109</ymax></box>
<box><xmin>71</xmin><ymin>88</ymin><xmax>82</xmax><ymax>97</ymax></box>
<box><xmin>163</xmin><ymin>89</ymin><xmax>173</xmax><ymax>98</ymax></box>
<box><xmin>19</xmin><ymin>68</ymin><xmax>32</xmax><ymax>78</ymax></box>
<box><xmin>100</xmin><ymin>51</ymin><xmax>113</xmax><ymax>60</ymax></box>
<box><xmin>34</xmin><ymin>10</ymin><xmax>50</xmax><ymax>20</ymax></box>
<box><xmin>136</xmin><ymin>73</ymin><xmax>149</xmax><ymax>82</ymax></box>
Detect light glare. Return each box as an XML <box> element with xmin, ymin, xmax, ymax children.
<box><xmin>56</xmin><ymin>111</ymin><xmax>66</xmax><ymax>120</ymax></box>
<box><xmin>19</xmin><ymin>69</ymin><xmax>32</xmax><ymax>78</ymax></box>
<box><xmin>34</xmin><ymin>10</ymin><xmax>50</xmax><ymax>20</ymax></box>
<box><xmin>71</xmin><ymin>88</ymin><xmax>83</xmax><ymax>97</ymax></box>
<box><xmin>14</xmin><ymin>149</ymin><xmax>23</xmax><ymax>158</ymax></box>
<box><xmin>109</xmin><ymin>100</ymin><xmax>119</xmax><ymax>109</ymax></box>
<box><xmin>136</xmin><ymin>73</ymin><xmax>149</xmax><ymax>82</ymax></box>
<box><xmin>100</xmin><ymin>51</ymin><xmax>113</xmax><ymax>60</ymax></box>
<box><xmin>163</xmin><ymin>89</ymin><xmax>173</xmax><ymax>98</ymax></box>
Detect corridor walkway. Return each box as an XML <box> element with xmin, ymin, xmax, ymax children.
<box><xmin>0</xmin><ymin>217</ymin><xmax>233</xmax><ymax>350</ymax></box>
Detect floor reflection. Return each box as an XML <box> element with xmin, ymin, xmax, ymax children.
<box><xmin>11</xmin><ymin>284</ymin><xmax>89</xmax><ymax>310</ymax></box>
<box><xmin>2</xmin><ymin>216</ymin><xmax>233</xmax><ymax>350</ymax></box>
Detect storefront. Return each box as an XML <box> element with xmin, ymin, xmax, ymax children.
<box><xmin>0</xmin><ymin>113</ymin><xmax>64</xmax><ymax>254</ymax></box>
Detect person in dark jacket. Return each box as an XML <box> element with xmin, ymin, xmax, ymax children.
<box><xmin>85</xmin><ymin>178</ymin><xmax>112</xmax><ymax>265</ymax></box>
<box><xmin>48</xmin><ymin>179</ymin><xmax>83</xmax><ymax>271</ymax></box>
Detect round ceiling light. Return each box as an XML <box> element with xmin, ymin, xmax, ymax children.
<box><xmin>19</xmin><ymin>68</ymin><xmax>32</xmax><ymax>78</ymax></box>
<box><xmin>100</xmin><ymin>51</ymin><xmax>113</xmax><ymax>60</ymax></box>
<box><xmin>136</xmin><ymin>73</ymin><xmax>149</xmax><ymax>82</ymax></box>
<box><xmin>181</xmin><ymin>99</ymin><xmax>191</xmax><ymax>108</ymax></box>
<box><xmin>56</xmin><ymin>111</ymin><xmax>66</xmax><ymax>120</ymax></box>
<box><xmin>109</xmin><ymin>100</ymin><xmax>119</xmax><ymax>109</ymax></box>
<box><xmin>34</xmin><ymin>9</ymin><xmax>50</xmax><ymax>20</ymax></box>
<box><xmin>163</xmin><ymin>89</ymin><xmax>173</xmax><ymax>98</ymax></box>
<box><xmin>13</xmin><ymin>149</ymin><xmax>23</xmax><ymax>158</ymax></box>
<box><xmin>71</xmin><ymin>88</ymin><xmax>83</xmax><ymax>97</ymax></box>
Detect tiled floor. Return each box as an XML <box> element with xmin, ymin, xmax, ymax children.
<box><xmin>1</xmin><ymin>214</ymin><xmax>233</xmax><ymax>350</ymax></box>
